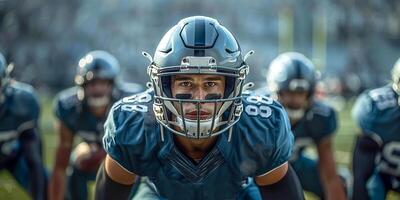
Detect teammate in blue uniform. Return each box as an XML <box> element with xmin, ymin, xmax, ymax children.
<box><xmin>95</xmin><ymin>16</ymin><xmax>304</xmax><ymax>200</ymax></box>
<box><xmin>48</xmin><ymin>50</ymin><xmax>143</xmax><ymax>200</ymax></box>
<box><xmin>352</xmin><ymin>57</ymin><xmax>400</xmax><ymax>200</ymax></box>
<box><xmin>266</xmin><ymin>52</ymin><xmax>347</xmax><ymax>199</ymax></box>
<box><xmin>0</xmin><ymin>53</ymin><xmax>47</xmax><ymax>200</ymax></box>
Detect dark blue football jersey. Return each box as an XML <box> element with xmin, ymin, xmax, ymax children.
<box><xmin>249</xmin><ymin>87</ymin><xmax>337</xmax><ymax>160</ymax></box>
<box><xmin>0</xmin><ymin>81</ymin><xmax>40</xmax><ymax>164</ymax></box>
<box><xmin>54</xmin><ymin>83</ymin><xmax>143</xmax><ymax>144</ymax></box>
<box><xmin>291</xmin><ymin>101</ymin><xmax>337</xmax><ymax>160</ymax></box>
<box><xmin>353</xmin><ymin>85</ymin><xmax>400</xmax><ymax>177</ymax></box>
<box><xmin>103</xmin><ymin>89</ymin><xmax>294</xmax><ymax>200</ymax></box>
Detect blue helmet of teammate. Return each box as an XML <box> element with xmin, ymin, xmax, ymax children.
<box><xmin>0</xmin><ymin>53</ymin><xmax>6</xmax><ymax>87</ymax></box>
<box><xmin>0</xmin><ymin>53</ymin><xmax>9</xmax><ymax>104</ymax></box>
<box><xmin>391</xmin><ymin>57</ymin><xmax>400</xmax><ymax>102</ymax></box>
<box><xmin>145</xmin><ymin>16</ymin><xmax>251</xmax><ymax>139</ymax></box>
<box><xmin>267</xmin><ymin>52</ymin><xmax>316</xmax><ymax>98</ymax></box>
<box><xmin>74</xmin><ymin>50</ymin><xmax>120</xmax><ymax>86</ymax></box>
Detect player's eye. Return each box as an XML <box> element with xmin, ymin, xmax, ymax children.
<box><xmin>179</xmin><ymin>81</ymin><xmax>192</xmax><ymax>87</ymax></box>
<box><xmin>205</xmin><ymin>82</ymin><xmax>217</xmax><ymax>87</ymax></box>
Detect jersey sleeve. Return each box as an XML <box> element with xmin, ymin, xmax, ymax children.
<box><xmin>12</xmin><ymin>87</ymin><xmax>40</xmax><ymax>132</ymax></box>
<box><xmin>102</xmin><ymin>93</ymin><xmax>159</xmax><ymax>176</ymax></box>
<box><xmin>53</xmin><ymin>89</ymin><xmax>79</xmax><ymax>133</ymax></box>
<box><xmin>352</xmin><ymin>92</ymin><xmax>379</xmax><ymax>136</ymax></box>
<box><xmin>256</xmin><ymin>102</ymin><xmax>294</xmax><ymax>176</ymax></box>
<box><xmin>309</xmin><ymin>103</ymin><xmax>338</xmax><ymax>143</ymax></box>
<box><xmin>236</xmin><ymin>95</ymin><xmax>294</xmax><ymax>177</ymax></box>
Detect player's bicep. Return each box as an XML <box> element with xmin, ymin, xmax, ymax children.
<box><xmin>55</xmin><ymin>120</ymin><xmax>74</xmax><ymax>147</ymax></box>
<box><xmin>104</xmin><ymin>155</ymin><xmax>137</xmax><ymax>185</ymax></box>
<box><xmin>255</xmin><ymin>161</ymin><xmax>288</xmax><ymax>186</ymax></box>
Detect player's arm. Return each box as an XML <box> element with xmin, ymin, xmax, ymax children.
<box><xmin>255</xmin><ymin>162</ymin><xmax>305</xmax><ymax>200</ymax></box>
<box><xmin>48</xmin><ymin>121</ymin><xmax>74</xmax><ymax>200</ymax></box>
<box><xmin>95</xmin><ymin>155</ymin><xmax>137</xmax><ymax>200</ymax></box>
<box><xmin>317</xmin><ymin>136</ymin><xmax>346</xmax><ymax>200</ymax></box>
<box><xmin>352</xmin><ymin>134</ymin><xmax>380</xmax><ymax>200</ymax></box>
<box><xmin>20</xmin><ymin>128</ymin><xmax>46</xmax><ymax>200</ymax></box>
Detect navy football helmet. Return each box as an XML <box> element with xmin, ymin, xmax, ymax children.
<box><xmin>0</xmin><ymin>53</ymin><xmax>10</xmax><ymax>104</ymax></box>
<box><xmin>74</xmin><ymin>50</ymin><xmax>120</xmax><ymax>86</ymax></box>
<box><xmin>144</xmin><ymin>16</ymin><xmax>252</xmax><ymax>140</ymax></box>
<box><xmin>267</xmin><ymin>52</ymin><xmax>316</xmax><ymax>98</ymax></box>
<box><xmin>74</xmin><ymin>50</ymin><xmax>120</xmax><ymax>107</ymax></box>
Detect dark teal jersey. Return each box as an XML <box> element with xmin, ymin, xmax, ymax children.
<box><xmin>353</xmin><ymin>85</ymin><xmax>400</xmax><ymax>177</ymax></box>
<box><xmin>54</xmin><ymin>83</ymin><xmax>143</xmax><ymax>144</ymax></box>
<box><xmin>291</xmin><ymin>101</ymin><xmax>337</xmax><ymax>160</ymax></box>
<box><xmin>103</xmin><ymin>89</ymin><xmax>293</xmax><ymax>200</ymax></box>
<box><xmin>0</xmin><ymin>81</ymin><xmax>40</xmax><ymax>163</ymax></box>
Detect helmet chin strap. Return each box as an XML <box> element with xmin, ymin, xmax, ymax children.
<box><xmin>87</xmin><ymin>96</ymin><xmax>110</xmax><ymax>107</ymax></box>
<box><xmin>285</xmin><ymin>108</ymin><xmax>305</xmax><ymax>122</ymax></box>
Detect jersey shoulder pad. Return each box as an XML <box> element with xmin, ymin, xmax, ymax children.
<box><xmin>54</xmin><ymin>87</ymin><xmax>81</xmax><ymax>111</ymax></box>
<box><xmin>309</xmin><ymin>101</ymin><xmax>335</xmax><ymax>117</ymax></box>
<box><xmin>306</xmin><ymin>101</ymin><xmax>338</xmax><ymax>141</ymax></box>
<box><xmin>7</xmin><ymin>81</ymin><xmax>40</xmax><ymax>122</ymax></box>
<box><xmin>53</xmin><ymin>87</ymin><xmax>82</xmax><ymax>122</ymax></box>
<box><xmin>236</xmin><ymin>94</ymin><xmax>293</xmax><ymax>176</ymax></box>
<box><xmin>113</xmin><ymin>82</ymin><xmax>145</xmax><ymax>100</ymax></box>
<box><xmin>352</xmin><ymin>86</ymin><xmax>397</xmax><ymax>135</ymax></box>
<box><xmin>103</xmin><ymin>89</ymin><xmax>158</xmax><ymax>174</ymax></box>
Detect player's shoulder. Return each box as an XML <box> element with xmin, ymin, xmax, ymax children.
<box><xmin>309</xmin><ymin>100</ymin><xmax>336</xmax><ymax>119</ymax></box>
<box><xmin>103</xmin><ymin>89</ymin><xmax>157</xmax><ymax>151</ymax></box>
<box><xmin>241</xmin><ymin>92</ymin><xmax>287</xmax><ymax>123</ymax></box>
<box><xmin>6</xmin><ymin>81</ymin><xmax>40</xmax><ymax>117</ymax></box>
<box><xmin>107</xmin><ymin>88</ymin><xmax>155</xmax><ymax>132</ymax></box>
<box><xmin>113</xmin><ymin>82</ymin><xmax>145</xmax><ymax>100</ymax></box>
<box><xmin>54</xmin><ymin>86</ymin><xmax>82</xmax><ymax>111</ymax></box>
<box><xmin>353</xmin><ymin>85</ymin><xmax>398</xmax><ymax>120</ymax></box>
<box><xmin>239</xmin><ymin>93</ymin><xmax>291</xmax><ymax>139</ymax></box>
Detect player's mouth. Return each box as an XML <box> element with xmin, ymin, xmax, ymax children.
<box><xmin>185</xmin><ymin>110</ymin><xmax>212</xmax><ymax>120</ymax></box>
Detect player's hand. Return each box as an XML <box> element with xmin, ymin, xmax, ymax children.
<box><xmin>74</xmin><ymin>142</ymin><xmax>106</xmax><ymax>172</ymax></box>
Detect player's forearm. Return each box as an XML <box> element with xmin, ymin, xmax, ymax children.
<box><xmin>323</xmin><ymin>178</ymin><xmax>346</xmax><ymax>200</ymax></box>
<box><xmin>95</xmin><ymin>162</ymin><xmax>133</xmax><ymax>200</ymax></box>
<box><xmin>48</xmin><ymin>146</ymin><xmax>71</xmax><ymax>200</ymax></box>
<box><xmin>258</xmin><ymin>164</ymin><xmax>304</xmax><ymax>200</ymax></box>
<box><xmin>48</xmin><ymin>169</ymin><xmax>66</xmax><ymax>200</ymax></box>
<box><xmin>318</xmin><ymin>164</ymin><xmax>346</xmax><ymax>200</ymax></box>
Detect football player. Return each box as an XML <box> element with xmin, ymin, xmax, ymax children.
<box><xmin>266</xmin><ymin>52</ymin><xmax>347</xmax><ymax>199</ymax></box>
<box><xmin>0</xmin><ymin>53</ymin><xmax>47</xmax><ymax>200</ymax></box>
<box><xmin>95</xmin><ymin>16</ymin><xmax>304</xmax><ymax>200</ymax></box>
<box><xmin>352</xmin><ymin>57</ymin><xmax>400</xmax><ymax>200</ymax></box>
<box><xmin>48</xmin><ymin>50</ymin><xmax>143</xmax><ymax>200</ymax></box>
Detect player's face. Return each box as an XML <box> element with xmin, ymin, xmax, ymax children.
<box><xmin>171</xmin><ymin>74</ymin><xmax>225</xmax><ymax>120</ymax></box>
<box><xmin>84</xmin><ymin>79</ymin><xmax>113</xmax><ymax>107</ymax></box>
<box><xmin>278</xmin><ymin>90</ymin><xmax>308</xmax><ymax>110</ymax></box>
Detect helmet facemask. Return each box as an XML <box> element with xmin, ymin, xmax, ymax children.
<box><xmin>148</xmin><ymin>56</ymin><xmax>249</xmax><ymax>140</ymax></box>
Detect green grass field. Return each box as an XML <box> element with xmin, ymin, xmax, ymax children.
<box><xmin>0</xmin><ymin>96</ymin><xmax>398</xmax><ymax>199</ymax></box>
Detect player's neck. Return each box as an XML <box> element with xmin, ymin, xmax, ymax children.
<box><xmin>173</xmin><ymin>135</ymin><xmax>218</xmax><ymax>163</ymax></box>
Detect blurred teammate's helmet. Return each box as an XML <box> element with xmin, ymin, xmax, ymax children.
<box><xmin>74</xmin><ymin>50</ymin><xmax>120</xmax><ymax>86</ymax></box>
<box><xmin>267</xmin><ymin>52</ymin><xmax>316</xmax><ymax>98</ymax></box>
<box><xmin>391</xmin><ymin>57</ymin><xmax>400</xmax><ymax>102</ymax></box>
<box><xmin>146</xmin><ymin>16</ymin><xmax>250</xmax><ymax>140</ymax></box>
<box><xmin>0</xmin><ymin>53</ymin><xmax>9</xmax><ymax>104</ymax></box>
<box><xmin>75</xmin><ymin>50</ymin><xmax>120</xmax><ymax>107</ymax></box>
<box><xmin>0</xmin><ymin>53</ymin><xmax>6</xmax><ymax>88</ymax></box>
